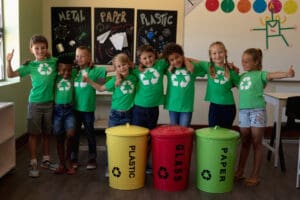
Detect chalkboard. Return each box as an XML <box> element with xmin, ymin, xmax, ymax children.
<box><xmin>94</xmin><ymin>8</ymin><xmax>134</xmax><ymax>64</ymax></box>
<box><xmin>136</xmin><ymin>9</ymin><xmax>177</xmax><ymax>59</ymax></box>
<box><xmin>51</xmin><ymin>7</ymin><xmax>91</xmax><ymax>59</ymax></box>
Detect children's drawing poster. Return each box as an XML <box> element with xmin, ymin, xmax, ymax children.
<box><xmin>136</xmin><ymin>10</ymin><xmax>177</xmax><ymax>59</ymax></box>
<box><xmin>51</xmin><ymin>7</ymin><xmax>91</xmax><ymax>59</ymax></box>
<box><xmin>94</xmin><ymin>8</ymin><xmax>134</xmax><ymax>65</ymax></box>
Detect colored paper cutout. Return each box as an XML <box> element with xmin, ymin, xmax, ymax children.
<box><xmin>268</xmin><ymin>0</ymin><xmax>282</xmax><ymax>13</ymax></box>
<box><xmin>253</xmin><ymin>0</ymin><xmax>267</xmax><ymax>13</ymax></box>
<box><xmin>221</xmin><ymin>0</ymin><xmax>235</xmax><ymax>13</ymax></box>
<box><xmin>284</xmin><ymin>0</ymin><xmax>298</xmax><ymax>14</ymax></box>
<box><xmin>206</xmin><ymin>0</ymin><xmax>219</xmax><ymax>12</ymax></box>
<box><xmin>237</xmin><ymin>0</ymin><xmax>251</xmax><ymax>13</ymax></box>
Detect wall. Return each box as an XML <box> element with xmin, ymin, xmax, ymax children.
<box><xmin>0</xmin><ymin>0</ymin><xmax>43</xmax><ymax>138</ymax></box>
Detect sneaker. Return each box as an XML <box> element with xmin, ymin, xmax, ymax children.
<box><xmin>54</xmin><ymin>165</ymin><xmax>66</xmax><ymax>175</ymax></box>
<box><xmin>86</xmin><ymin>159</ymin><xmax>97</xmax><ymax>170</ymax></box>
<box><xmin>40</xmin><ymin>160</ymin><xmax>58</xmax><ymax>171</ymax></box>
<box><xmin>145</xmin><ymin>166</ymin><xmax>152</xmax><ymax>175</ymax></box>
<box><xmin>105</xmin><ymin>167</ymin><xmax>109</xmax><ymax>177</ymax></box>
<box><xmin>29</xmin><ymin>163</ymin><xmax>39</xmax><ymax>178</ymax></box>
<box><xmin>71</xmin><ymin>160</ymin><xmax>79</xmax><ymax>169</ymax></box>
<box><xmin>66</xmin><ymin>167</ymin><xmax>76</xmax><ymax>175</ymax></box>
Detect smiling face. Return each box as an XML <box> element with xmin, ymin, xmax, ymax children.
<box><xmin>167</xmin><ymin>52</ymin><xmax>184</xmax><ymax>68</ymax></box>
<box><xmin>209</xmin><ymin>44</ymin><xmax>227</xmax><ymax>67</ymax></box>
<box><xmin>139</xmin><ymin>51</ymin><xmax>156</xmax><ymax>68</ymax></box>
<box><xmin>30</xmin><ymin>42</ymin><xmax>48</xmax><ymax>61</ymax></box>
<box><xmin>75</xmin><ymin>48</ymin><xmax>91</xmax><ymax>68</ymax></box>
<box><xmin>115</xmin><ymin>60</ymin><xmax>130</xmax><ymax>77</ymax></box>
<box><xmin>58</xmin><ymin>63</ymin><xmax>72</xmax><ymax>79</ymax></box>
<box><xmin>241</xmin><ymin>53</ymin><xmax>257</xmax><ymax>72</ymax></box>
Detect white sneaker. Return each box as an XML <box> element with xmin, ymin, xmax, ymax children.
<box><xmin>29</xmin><ymin>163</ymin><xmax>39</xmax><ymax>178</ymax></box>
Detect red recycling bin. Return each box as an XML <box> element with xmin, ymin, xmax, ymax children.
<box><xmin>150</xmin><ymin>125</ymin><xmax>194</xmax><ymax>191</ymax></box>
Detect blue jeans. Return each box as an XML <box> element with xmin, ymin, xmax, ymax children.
<box><xmin>208</xmin><ymin>103</ymin><xmax>236</xmax><ymax>129</ymax></box>
<box><xmin>53</xmin><ymin>104</ymin><xmax>75</xmax><ymax>135</ymax></box>
<box><xmin>169</xmin><ymin>111</ymin><xmax>192</xmax><ymax>127</ymax></box>
<box><xmin>71</xmin><ymin>110</ymin><xmax>96</xmax><ymax>161</ymax></box>
<box><xmin>108</xmin><ymin>109</ymin><xmax>132</xmax><ymax>127</ymax></box>
<box><xmin>132</xmin><ymin>105</ymin><xmax>159</xmax><ymax>130</ymax></box>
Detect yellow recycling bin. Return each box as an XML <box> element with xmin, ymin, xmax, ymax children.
<box><xmin>105</xmin><ymin>124</ymin><xmax>149</xmax><ymax>190</ymax></box>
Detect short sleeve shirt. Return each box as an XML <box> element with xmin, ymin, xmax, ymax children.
<box><xmin>238</xmin><ymin>70</ymin><xmax>268</xmax><ymax>109</ymax></box>
<box><xmin>73</xmin><ymin>66</ymin><xmax>106</xmax><ymax>112</ymax></box>
<box><xmin>133</xmin><ymin>59</ymin><xmax>168</xmax><ymax>107</ymax></box>
<box><xmin>105</xmin><ymin>73</ymin><xmax>138</xmax><ymax>111</ymax></box>
<box><xmin>55</xmin><ymin>69</ymin><xmax>77</xmax><ymax>105</ymax></box>
<box><xmin>196</xmin><ymin>61</ymin><xmax>240</xmax><ymax>105</ymax></box>
<box><xmin>17</xmin><ymin>57</ymin><xmax>58</xmax><ymax>103</ymax></box>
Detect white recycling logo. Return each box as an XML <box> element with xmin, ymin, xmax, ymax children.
<box><xmin>57</xmin><ymin>79</ymin><xmax>71</xmax><ymax>91</ymax></box>
<box><xmin>38</xmin><ymin>63</ymin><xmax>52</xmax><ymax>75</ymax></box>
<box><xmin>140</xmin><ymin>68</ymin><xmax>160</xmax><ymax>85</ymax></box>
<box><xmin>213</xmin><ymin>70</ymin><xmax>228</xmax><ymax>85</ymax></box>
<box><xmin>120</xmin><ymin>80</ymin><xmax>134</xmax><ymax>94</ymax></box>
<box><xmin>74</xmin><ymin>70</ymin><xmax>87</xmax><ymax>88</ymax></box>
<box><xmin>171</xmin><ymin>69</ymin><xmax>190</xmax><ymax>88</ymax></box>
<box><xmin>240</xmin><ymin>76</ymin><xmax>252</xmax><ymax>90</ymax></box>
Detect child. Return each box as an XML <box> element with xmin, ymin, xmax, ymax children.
<box><xmin>6</xmin><ymin>34</ymin><xmax>58</xmax><ymax>177</ymax></box>
<box><xmin>162</xmin><ymin>43</ymin><xmax>206</xmax><ymax>127</ymax></box>
<box><xmin>131</xmin><ymin>44</ymin><xmax>169</xmax><ymax>130</ymax></box>
<box><xmin>53</xmin><ymin>57</ymin><xmax>77</xmax><ymax>175</ymax></box>
<box><xmin>71</xmin><ymin>46</ymin><xmax>113</xmax><ymax>170</ymax></box>
<box><xmin>235</xmin><ymin>48</ymin><xmax>295</xmax><ymax>186</ymax></box>
<box><xmin>195</xmin><ymin>41</ymin><xmax>240</xmax><ymax>128</ymax></box>
<box><xmin>83</xmin><ymin>53</ymin><xmax>137</xmax><ymax>127</ymax></box>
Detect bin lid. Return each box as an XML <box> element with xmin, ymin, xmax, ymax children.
<box><xmin>150</xmin><ymin>125</ymin><xmax>194</xmax><ymax>137</ymax></box>
<box><xmin>196</xmin><ymin>126</ymin><xmax>239</xmax><ymax>140</ymax></box>
<box><xmin>105</xmin><ymin>123</ymin><xmax>149</xmax><ymax>136</ymax></box>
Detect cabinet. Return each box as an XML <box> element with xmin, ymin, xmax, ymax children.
<box><xmin>0</xmin><ymin>102</ymin><xmax>15</xmax><ymax>178</ymax></box>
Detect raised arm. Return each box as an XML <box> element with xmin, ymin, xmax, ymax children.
<box><xmin>6</xmin><ymin>49</ymin><xmax>20</xmax><ymax>78</ymax></box>
<box><xmin>82</xmin><ymin>74</ymin><xmax>106</xmax><ymax>92</ymax></box>
<box><xmin>267</xmin><ymin>66</ymin><xmax>295</xmax><ymax>81</ymax></box>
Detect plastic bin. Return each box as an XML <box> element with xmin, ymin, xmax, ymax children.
<box><xmin>195</xmin><ymin>126</ymin><xmax>239</xmax><ymax>193</ymax></box>
<box><xmin>106</xmin><ymin>124</ymin><xmax>149</xmax><ymax>190</ymax></box>
<box><xmin>150</xmin><ymin>125</ymin><xmax>194</xmax><ymax>191</ymax></box>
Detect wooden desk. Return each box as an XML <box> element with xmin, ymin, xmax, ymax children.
<box><xmin>263</xmin><ymin>92</ymin><xmax>300</xmax><ymax>168</ymax></box>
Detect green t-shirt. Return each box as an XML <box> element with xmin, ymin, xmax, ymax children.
<box><xmin>105</xmin><ymin>73</ymin><xmax>138</xmax><ymax>111</ymax></box>
<box><xmin>55</xmin><ymin>70</ymin><xmax>77</xmax><ymax>104</ymax></box>
<box><xmin>164</xmin><ymin>64</ymin><xmax>205</xmax><ymax>112</ymax></box>
<box><xmin>196</xmin><ymin>61</ymin><xmax>240</xmax><ymax>105</ymax></box>
<box><xmin>74</xmin><ymin>66</ymin><xmax>106</xmax><ymax>112</ymax></box>
<box><xmin>133</xmin><ymin>59</ymin><xmax>168</xmax><ymax>107</ymax></box>
<box><xmin>239</xmin><ymin>70</ymin><xmax>268</xmax><ymax>109</ymax></box>
<box><xmin>17</xmin><ymin>57</ymin><xmax>58</xmax><ymax>103</ymax></box>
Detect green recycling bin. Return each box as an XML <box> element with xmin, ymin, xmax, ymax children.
<box><xmin>196</xmin><ymin>126</ymin><xmax>239</xmax><ymax>193</ymax></box>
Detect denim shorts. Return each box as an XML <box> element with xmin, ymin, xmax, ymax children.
<box><xmin>27</xmin><ymin>102</ymin><xmax>53</xmax><ymax>135</ymax></box>
<box><xmin>53</xmin><ymin>104</ymin><xmax>75</xmax><ymax>135</ymax></box>
<box><xmin>108</xmin><ymin>109</ymin><xmax>132</xmax><ymax>127</ymax></box>
<box><xmin>239</xmin><ymin>108</ymin><xmax>266</xmax><ymax>128</ymax></box>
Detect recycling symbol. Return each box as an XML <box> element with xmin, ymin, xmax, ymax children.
<box><xmin>171</xmin><ymin>69</ymin><xmax>190</xmax><ymax>88</ymax></box>
<box><xmin>112</xmin><ymin>167</ymin><xmax>121</xmax><ymax>177</ymax></box>
<box><xmin>38</xmin><ymin>63</ymin><xmax>53</xmax><ymax>75</ymax></box>
<box><xmin>240</xmin><ymin>76</ymin><xmax>252</xmax><ymax>90</ymax></box>
<box><xmin>57</xmin><ymin>79</ymin><xmax>71</xmax><ymax>91</ymax></box>
<box><xmin>74</xmin><ymin>71</ymin><xmax>88</xmax><ymax>88</ymax></box>
<box><xmin>213</xmin><ymin>70</ymin><xmax>228</xmax><ymax>85</ymax></box>
<box><xmin>201</xmin><ymin>169</ymin><xmax>212</xmax><ymax>181</ymax></box>
<box><xmin>120</xmin><ymin>80</ymin><xmax>134</xmax><ymax>94</ymax></box>
<box><xmin>158</xmin><ymin>166</ymin><xmax>169</xmax><ymax>179</ymax></box>
<box><xmin>140</xmin><ymin>68</ymin><xmax>160</xmax><ymax>85</ymax></box>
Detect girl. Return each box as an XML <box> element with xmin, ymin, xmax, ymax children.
<box><xmin>83</xmin><ymin>53</ymin><xmax>137</xmax><ymax>127</ymax></box>
<box><xmin>162</xmin><ymin>43</ymin><xmax>205</xmax><ymax>127</ymax></box>
<box><xmin>235</xmin><ymin>48</ymin><xmax>295</xmax><ymax>186</ymax></box>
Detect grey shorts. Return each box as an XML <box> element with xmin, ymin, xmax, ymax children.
<box><xmin>27</xmin><ymin>102</ymin><xmax>53</xmax><ymax>135</ymax></box>
<box><xmin>239</xmin><ymin>108</ymin><xmax>266</xmax><ymax>128</ymax></box>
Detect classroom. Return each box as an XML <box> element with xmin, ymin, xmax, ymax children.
<box><xmin>0</xmin><ymin>0</ymin><xmax>299</xmax><ymax>199</ymax></box>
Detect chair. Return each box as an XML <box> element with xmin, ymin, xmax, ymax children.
<box><xmin>267</xmin><ymin>96</ymin><xmax>300</xmax><ymax>173</ymax></box>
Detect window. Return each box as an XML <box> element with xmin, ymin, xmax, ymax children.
<box><xmin>0</xmin><ymin>0</ymin><xmax>4</xmax><ymax>80</ymax></box>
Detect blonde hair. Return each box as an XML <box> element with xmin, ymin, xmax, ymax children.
<box><xmin>112</xmin><ymin>53</ymin><xmax>132</xmax><ymax>67</ymax></box>
<box><xmin>208</xmin><ymin>41</ymin><xmax>230</xmax><ymax>79</ymax></box>
<box><xmin>243</xmin><ymin>48</ymin><xmax>263</xmax><ymax>70</ymax></box>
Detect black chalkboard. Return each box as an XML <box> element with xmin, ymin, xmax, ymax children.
<box><xmin>136</xmin><ymin>9</ymin><xmax>177</xmax><ymax>58</ymax></box>
<box><xmin>94</xmin><ymin>8</ymin><xmax>134</xmax><ymax>64</ymax></box>
<box><xmin>51</xmin><ymin>7</ymin><xmax>91</xmax><ymax>59</ymax></box>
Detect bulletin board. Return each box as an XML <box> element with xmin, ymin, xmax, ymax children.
<box><xmin>184</xmin><ymin>0</ymin><xmax>300</xmax><ymax>81</ymax></box>
<box><xmin>51</xmin><ymin>7</ymin><xmax>91</xmax><ymax>59</ymax></box>
<box><xmin>136</xmin><ymin>9</ymin><xmax>177</xmax><ymax>59</ymax></box>
<box><xmin>94</xmin><ymin>8</ymin><xmax>134</xmax><ymax>64</ymax></box>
